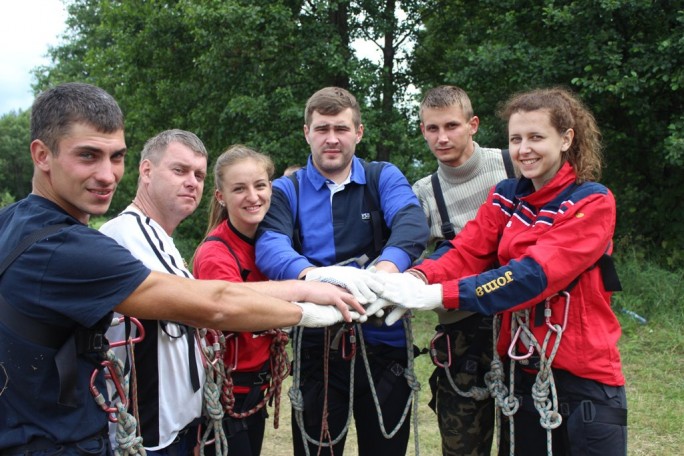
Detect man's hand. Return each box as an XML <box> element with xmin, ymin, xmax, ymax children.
<box><xmin>305</xmin><ymin>266</ymin><xmax>385</xmax><ymax>304</ymax></box>
<box><xmin>295</xmin><ymin>302</ymin><xmax>364</xmax><ymax>327</ymax></box>
<box><xmin>297</xmin><ymin>281</ymin><xmax>366</xmax><ymax>322</ymax></box>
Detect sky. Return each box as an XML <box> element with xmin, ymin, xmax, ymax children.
<box><xmin>0</xmin><ymin>1</ymin><xmax>385</xmax><ymax>117</ymax></box>
<box><xmin>0</xmin><ymin>0</ymin><xmax>68</xmax><ymax>115</ymax></box>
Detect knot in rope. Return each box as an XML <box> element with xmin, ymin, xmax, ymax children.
<box><xmin>288</xmin><ymin>385</ymin><xmax>305</xmax><ymax>412</ymax></box>
<box><xmin>501</xmin><ymin>393</ymin><xmax>520</xmax><ymax>417</ymax></box>
<box><xmin>403</xmin><ymin>363</ymin><xmax>421</xmax><ymax>393</ymax></box>
<box><xmin>114</xmin><ymin>402</ymin><xmax>146</xmax><ymax>456</ymax></box>
<box><xmin>196</xmin><ymin>328</ymin><xmax>228</xmax><ymax>456</ymax></box>
<box><xmin>485</xmin><ymin>358</ymin><xmax>507</xmax><ymax>401</ymax></box>
<box><xmin>204</xmin><ymin>378</ymin><xmax>225</xmax><ymax>421</ymax></box>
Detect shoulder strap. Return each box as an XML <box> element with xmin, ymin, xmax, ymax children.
<box><xmin>361</xmin><ymin>161</ymin><xmax>388</xmax><ymax>256</ymax></box>
<box><xmin>430</xmin><ymin>172</ymin><xmax>455</xmax><ymax>240</ymax></box>
<box><xmin>501</xmin><ymin>149</ymin><xmax>515</xmax><ymax>178</ymax></box>
<box><xmin>287</xmin><ymin>173</ymin><xmax>303</xmax><ymax>253</ymax></box>
<box><xmin>204</xmin><ymin>235</ymin><xmax>250</xmax><ymax>282</ymax></box>
<box><xmin>0</xmin><ymin>223</ymin><xmax>94</xmax><ymax>408</ymax></box>
<box><xmin>0</xmin><ymin>223</ymin><xmax>70</xmax><ymax>276</ymax></box>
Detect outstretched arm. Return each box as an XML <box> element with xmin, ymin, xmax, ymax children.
<box><xmin>115</xmin><ymin>272</ymin><xmax>360</xmax><ymax>331</ymax></box>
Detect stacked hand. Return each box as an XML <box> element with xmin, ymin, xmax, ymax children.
<box><xmin>305</xmin><ymin>266</ymin><xmax>384</xmax><ymax>303</ymax></box>
<box><xmin>295</xmin><ymin>302</ymin><xmax>366</xmax><ymax>327</ymax></box>
<box><xmin>302</xmin><ymin>266</ymin><xmax>443</xmax><ymax>326</ymax></box>
<box><xmin>365</xmin><ymin>271</ymin><xmax>443</xmax><ymax>325</ymax></box>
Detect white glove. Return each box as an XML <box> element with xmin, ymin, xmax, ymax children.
<box><xmin>378</xmin><ymin>272</ymin><xmax>443</xmax><ymax>314</ymax></box>
<box><xmin>364</xmin><ymin>297</ymin><xmax>394</xmax><ymax>319</ymax></box>
<box><xmin>305</xmin><ymin>266</ymin><xmax>384</xmax><ymax>304</ymax></box>
<box><xmin>295</xmin><ymin>302</ymin><xmax>363</xmax><ymax>328</ymax></box>
<box><xmin>384</xmin><ymin>307</ymin><xmax>409</xmax><ymax>326</ymax></box>
<box><xmin>363</xmin><ymin>297</ymin><xmax>408</xmax><ymax>326</ymax></box>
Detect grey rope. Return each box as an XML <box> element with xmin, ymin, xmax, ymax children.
<box><xmin>507</xmin><ymin>292</ymin><xmax>569</xmax><ymax>456</ymax></box>
<box><xmin>197</xmin><ymin>328</ymin><xmax>229</xmax><ymax>456</ymax></box>
<box><xmin>484</xmin><ymin>314</ymin><xmax>517</xmax><ymax>456</ymax></box>
<box><xmin>289</xmin><ymin>325</ymin><xmax>355</xmax><ymax>456</ymax></box>
<box><xmin>100</xmin><ymin>349</ymin><xmax>146</xmax><ymax>456</ymax></box>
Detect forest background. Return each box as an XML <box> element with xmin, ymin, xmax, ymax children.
<box><xmin>0</xmin><ymin>1</ymin><xmax>682</xmax><ymax>453</ymax></box>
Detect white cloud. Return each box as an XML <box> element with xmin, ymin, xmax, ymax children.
<box><xmin>0</xmin><ymin>0</ymin><xmax>68</xmax><ymax>115</ymax></box>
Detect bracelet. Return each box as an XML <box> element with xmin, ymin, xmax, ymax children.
<box><xmin>406</xmin><ymin>268</ymin><xmax>428</xmax><ymax>284</ymax></box>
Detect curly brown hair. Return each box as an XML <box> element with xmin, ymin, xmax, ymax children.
<box><xmin>498</xmin><ymin>87</ymin><xmax>603</xmax><ymax>183</ymax></box>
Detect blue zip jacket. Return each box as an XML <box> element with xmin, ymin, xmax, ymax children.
<box><xmin>255</xmin><ymin>156</ymin><xmax>428</xmax><ymax>347</ymax></box>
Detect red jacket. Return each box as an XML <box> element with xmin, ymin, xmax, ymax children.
<box><xmin>415</xmin><ymin>163</ymin><xmax>624</xmax><ymax>386</ymax></box>
<box><xmin>193</xmin><ymin>220</ymin><xmax>274</xmax><ymax>394</ymax></box>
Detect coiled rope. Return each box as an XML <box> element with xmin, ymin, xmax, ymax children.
<box><xmin>197</xmin><ymin>328</ymin><xmax>228</xmax><ymax>456</ymax></box>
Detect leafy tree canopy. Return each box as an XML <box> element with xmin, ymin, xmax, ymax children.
<box><xmin>411</xmin><ymin>0</ymin><xmax>684</xmax><ymax>266</ymax></box>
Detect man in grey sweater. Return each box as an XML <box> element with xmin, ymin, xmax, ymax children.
<box><xmin>412</xmin><ymin>85</ymin><xmax>513</xmax><ymax>456</ymax></box>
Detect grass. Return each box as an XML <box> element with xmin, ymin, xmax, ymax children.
<box><xmin>261</xmin><ymin>253</ymin><xmax>684</xmax><ymax>455</ymax></box>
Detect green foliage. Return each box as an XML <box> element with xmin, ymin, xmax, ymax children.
<box><xmin>10</xmin><ymin>0</ymin><xmax>682</xmax><ymax>266</ymax></box>
<box><xmin>0</xmin><ymin>110</ymin><xmax>32</xmax><ymax>200</ymax></box>
<box><xmin>411</xmin><ymin>0</ymin><xmax>684</xmax><ymax>268</ymax></box>
<box><xmin>612</xmin><ymin>247</ymin><xmax>684</xmax><ymax>324</ymax></box>
<box><xmin>30</xmin><ymin>0</ymin><xmax>426</xmax><ymax>251</ymax></box>
<box><xmin>0</xmin><ymin>191</ymin><xmax>16</xmax><ymax>209</ymax></box>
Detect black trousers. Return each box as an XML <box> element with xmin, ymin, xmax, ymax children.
<box><xmin>498</xmin><ymin>368</ymin><xmax>628</xmax><ymax>456</ymax></box>
<box><xmin>203</xmin><ymin>391</ymin><xmax>267</xmax><ymax>456</ymax></box>
<box><xmin>292</xmin><ymin>344</ymin><xmax>412</xmax><ymax>456</ymax></box>
<box><xmin>1</xmin><ymin>432</ymin><xmax>111</xmax><ymax>456</ymax></box>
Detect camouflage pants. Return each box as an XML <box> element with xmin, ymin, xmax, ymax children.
<box><xmin>429</xmin><ymin>314</ymin><xmax>495</xmax><ymax>456</ymax></box>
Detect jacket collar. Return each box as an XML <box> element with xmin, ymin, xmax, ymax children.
<box><xmin>515</xmin><ymin>162</ymin><xmax>576</xmax><ymax>206</ymax></box>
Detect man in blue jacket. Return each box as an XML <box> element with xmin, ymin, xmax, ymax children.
<box><xmin>255</xmin><ymin>86</ymin><xmax>429</xmax><ymax>455</ymax></box>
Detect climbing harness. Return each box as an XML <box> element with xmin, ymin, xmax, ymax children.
<box><xmin>429</xmin><ymin>321</ymin><xmax>492</xmax><ymax>402</ymax></box>
<box><xmin>286</xmin><ymin>161</ymin><xmax>421</xmax><ymax>453</ymax></box>
<box><xmin>221</xmin><ymin>329</ymin><xmax>290</xmax><ymax>426</ymax></box>
<box><xmin>0</xmin><ymin>223</ymin><xmax>147</xmax><ymax>455</ymax></box>
<box><xmin>195</xmin><ymin>327</ymin><xmax>290</xmax><ymax>456</ymax></box>
<box><xmin>487</xmin><ymin>291</ymin><xmax>571</xmax><ymax>456</ymax></box>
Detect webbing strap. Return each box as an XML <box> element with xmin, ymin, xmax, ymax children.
<box><xmin>0</xmin><ymin>223</ymin><xmax>72</xmax><ymax>348</ymax></box>
<box><xmin>0</xmin><ymin>223</ymin><xmax>70</xmax><ymax>275</ymax></box>
<box><xmin>0</xmin><ymin>223</ymin><xmax>105</xmax><ymax>408</ymax></box>
<box><xmin>0</xmin><ymin>294</ymin><xmax>71</xmax><ymax>347</ymax></box>
<box><xmin>501</xmin><ymin>149</ymin><xmax>515</xmax><ymax>178</ymax></box>
<box><xmin>204</xmin><ymin>235</ymin><xmax>250</xmax><ymax>281</ymax></box>
<box><xmin>430</xmin><ymin>173</ymin><xmax>455</xmax><ymax>240</ymax></box>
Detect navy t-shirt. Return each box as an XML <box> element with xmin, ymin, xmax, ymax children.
<box><xmin>0</xmin><ymin>195</ymin><xmax>151</xmax><ymax>448</ymax></box>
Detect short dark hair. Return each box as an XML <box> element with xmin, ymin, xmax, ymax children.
<box><xmin>304</xmin><ymin>87</ymin><xmax>361</xmax><ymax>128</ymax></box>
<box><xmin>30</xmin><ymin>82</ymin><xmax>124</xmax><ymax>154</ymax></box>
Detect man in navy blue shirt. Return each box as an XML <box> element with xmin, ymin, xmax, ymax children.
<box><xmin>256</xmin><ymin>87</ymin><xmax>429</xmax><ymax>455</ymax></box>
<box><xmin>0</xmin><ymin>83</ymin><xmax>368</xmax><ymax>456</ymax></box>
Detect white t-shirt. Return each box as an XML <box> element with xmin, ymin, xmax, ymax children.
<box><xmin>100</xmin><ymin>206</ymin><xmax>205</xmax><ymax>450</ymax></box>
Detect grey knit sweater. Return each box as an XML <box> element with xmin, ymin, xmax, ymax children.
<box><xmin>412</xmin><ymin>143</ymin><xmax>511</xmax><ymax>323</ymax></box>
